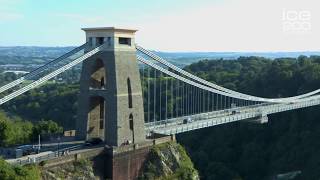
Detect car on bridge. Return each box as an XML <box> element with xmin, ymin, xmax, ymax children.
<box><xmin>16</xmin><ymin>145</ymin><xmax>39</xmax><ymax>156</ymax></box>
<box><xmin>84</xmin><ymin>138</ymin><xmax>103</xmax><ymax>146</ymax></box>
<box><xmin>183</xmin><ymin>117</ymin><xmax>193</xmax><ymax>124</ymax></box>
<box><xmin>231</xmin><ymin>110</ymin><xmax>241</xmax><ymax>115</ymax></box>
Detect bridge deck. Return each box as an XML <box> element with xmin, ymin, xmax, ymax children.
<box><xmin>147</xmin><ymin>98</ymin><xmax>320</xmax><ymax>135</ymax></box>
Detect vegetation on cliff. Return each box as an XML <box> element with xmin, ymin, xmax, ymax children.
<box><xmin>41</xmin><ymin>158</ymin><xmax>96</xmax><ymax>180</ymax></box>
<box><xmin>139</xmin><ymin>142</ymin><xmax>199</xmax><ymax>180</ymax></box>
<box><xmin>0</xmin><ymin>158</ymin><xmax>40</xmax><ymax>180</ymax></box>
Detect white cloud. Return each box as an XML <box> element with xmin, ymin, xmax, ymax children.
<box><xmin>134</xmin><ymin>0</ymin><xmax>320</xmax><ymax>52</ymax></box>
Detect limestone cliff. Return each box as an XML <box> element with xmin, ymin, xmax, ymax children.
<box><xmin>139</xmin><ymin>142</ymin><xmax>199</xmax><ymax>180</ymax></box>
<box><xmin>40</xmin><ymin>142</ymin><xmax>198</xmax><ymax>180</ymax></box>
<box><xmin>41</xmin><ymin>158</ymin><xmax>96</xmax><ymax>180</ymax></box>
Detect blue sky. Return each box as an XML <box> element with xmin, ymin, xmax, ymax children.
<box><xmin>0</xmin><ymin>0</ymin><xmax>319</xmax><ymax>52</ymax></box>
<box><xmin>0</xmin><ymin>0</ymin><xmax>215</xmax><ymax>46</ymax></box>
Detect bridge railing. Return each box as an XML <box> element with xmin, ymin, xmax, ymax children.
<box><xmin>8</xmin><ymin>144</ymin><xmax>84</xmax><ymax>166</ymax></box>
<box><xmin>149</xmin><ymin>97</ymin><xmax>320</xmax><ymax>135</ymax></box>
<box><xmin>145</xmin><ymin>102</ymin><xmax>270</xmax><ymax>129</ymax></box>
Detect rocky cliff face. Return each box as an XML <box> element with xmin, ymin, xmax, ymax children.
<box><xmin>40</xmin><ymin>142</ymin><xmax>198</xmax><ymax>180</ymax></box>
<box><xmin>41</xmin><ymin>158</ymin><xmax>96</xmax><ymax>180</ymax></box>
<box><xmin>139</xmin><ymin>142</ymin><xmax>199</xmax><ymax>180</ymax></box>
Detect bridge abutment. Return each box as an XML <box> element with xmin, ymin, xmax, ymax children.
<box><xmin>105</xmin><ymin>135</ymin><xmax>175</xmax><ymax>179</ymax></box>
<box><xmin>41</xmin><ymin>136</ymin><xmax>175</xmax><ymax>180</ymax></box>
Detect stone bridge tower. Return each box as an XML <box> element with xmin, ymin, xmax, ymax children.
<box><xmin>76</xmin><ymin>27</ymin><xmax>145</xmax><ymax>147</ymax></box>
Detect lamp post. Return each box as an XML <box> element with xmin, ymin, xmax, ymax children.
<box><xmin>57</xmin><ymin>136</ymin><xmax>61</xmax><ymax>157</ymax></box>
<box><xmin>37</xmin><ymin>134</ymin><xmax>41</xmax><ymax>154</ymax></box>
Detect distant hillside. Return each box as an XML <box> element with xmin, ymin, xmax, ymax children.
<box><xmin>154</xmin><ymin>51</ymin><xmax>320</xmax><ymax>67</ymax></box>
<box><xmin>1</xmin><ymin>46</ymin><xmax>320</xmax><ymax>67</ymax></box>
<box><xmin>155</xmin><ymin>51</ymin><xmax>320</xmax><ymax>59</ymax></box>
<box><xmin>0</xmin><ymin>46</ymin><xmax>75</xmax><ymax>58</ymax></box>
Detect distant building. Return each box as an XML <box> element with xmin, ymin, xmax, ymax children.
<box><xmin>3</xmin><ymin>70</ymin><xmax>29</xmax><ymax>75</ymax></box>
<box><xmin>64</xmin><ymin>130</ymin><xmax>76</xmax><ymax>137</ymax></box>
<box><xmin>270</xmin><ymin>171</ymin><xmax>302</xmax><ymax>180</ymax></box>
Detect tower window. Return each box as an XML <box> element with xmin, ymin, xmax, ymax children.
<box><xmin>119</xmin><ymin>37</ymin><xmax>131</xmax><ymax>46</ymax></box>
<box><xmin>96</xmin><ymin>37</ymin><xmax>104</xmax><ymax>46</ymax></box>
<box><xmin>107</xmin><ymin>37</ymin><xmax>111</xmax><ymax>46</ymax></box>
<box><xmin>101</xmin><ymin>77</ymin><xmax>105</xmax><ymax>88</ymax></box>
<box><xmin>129</xmin><ymin>114</ymin><xmax>133</xmax><ymax>130</ymax></box>
<box><xmin>100</xmin><ymin>120</ymin><xmax>104</xmax><ymax>129</ymax></box>
<box><xmin>99</xmin><ymin>98</ymin><xmax>104</xmax><ymax>129</ymax></box>
<box><xmin>88</xmin><ymin>37</ymin><xmax>93</xmax><ymax>46</ymax></box>
<box><xmin>127</xmin><ymin>78</ymin><xmax>133</xmax><ymax>108</ymax></box>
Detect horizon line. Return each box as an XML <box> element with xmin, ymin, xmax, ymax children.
<box><xmin>0</xmin><ymin>45</ymin><xmax>320</xmax><ymax>54</ymax></box>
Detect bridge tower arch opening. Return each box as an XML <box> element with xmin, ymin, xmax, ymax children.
<box><xmin>76</xmin><ymin>27</ymin><xmax>145</xmax><ymax>147</ymax></box>
<box><xmin>88</xmin><ymin>96</ymin><xmax>105</xmax><ymax>140</ymax></box>
<box><xmin>90</xmin><ymin>58</ymin><xmax>106</xmax><ymax>89</ymax></box>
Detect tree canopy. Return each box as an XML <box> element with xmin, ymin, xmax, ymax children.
<box><xmin>0</xmin><ymin>158</ymin><xmax>40</xmax><ymax>180</ymax></box>
<box><xmin>0</xmin><ymin>111</ymin><xmax>63</xmax><ymax>147</ymax></box>
<box><xmin>178</xmin><ymin>55</ymin><xmax>320</xmax><ymax>180</ymax></box>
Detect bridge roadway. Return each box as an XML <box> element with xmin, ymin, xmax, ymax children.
<box><xmin>146</xmin><ymin>96</ymin><xmax>320</xmax><ymax>135</ymax></box>
<box><xmin>7</xmin><ymin>143</ymin><xmax>104</xmax><ymax>166</ymax></box>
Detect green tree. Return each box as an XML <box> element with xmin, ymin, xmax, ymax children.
<box><xmin>33</xmin><ymin>120</ymin><xmax>63</xmax><ymax>137</ymax></box>
<box><xmin>0</xmin><ymin>111</ymin><xmax>33</xmax><ymax>147</ymax></box>
<box><xmin>0</xmin><ymin>158</ymin><xmax>40</xmax><ymax>180</ymax></box>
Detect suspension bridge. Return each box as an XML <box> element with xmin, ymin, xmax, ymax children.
<box><xmin>0</xmin><ymin>27</ymin><xmax>319</xmax><ymax>145</ymax></box>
